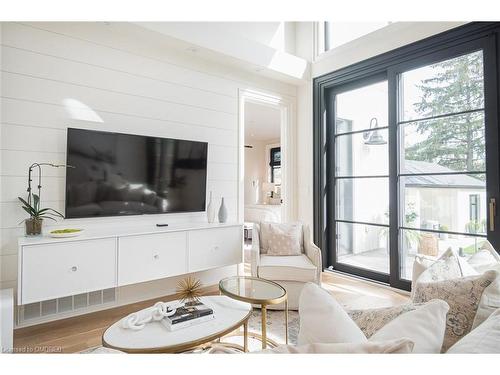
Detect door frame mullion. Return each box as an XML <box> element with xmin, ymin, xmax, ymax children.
<box><xmin>483</xmin><ymin>33</ymin><xmax>500</xmax><ymax>249</ymax></box>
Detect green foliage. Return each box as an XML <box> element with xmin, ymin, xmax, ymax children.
<box><xmin>18</xmin><ymin>194</ymin><xmax>64</xmax><ymax>222</ymax></box>
<box><xmin>465</xmin><ymin>219</ymin><xmax>484</xmax><ymax>234</ymax></box>
<box><xmin>406</xmin><ymin>51</ymin><xmax>485</xmax><ymax>174</ymax></box>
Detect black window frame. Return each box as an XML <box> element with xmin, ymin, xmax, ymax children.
<box><xmin>313</xmin><ymin>22</ymin><xmax>500</xmax><ymax>291</ymax></box>
<box><xmin>470</xmin><ymin>194</ymin><xmax>481</xmax><ymax>222</ymax></box>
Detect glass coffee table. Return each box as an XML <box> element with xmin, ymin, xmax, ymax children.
<box><xmin>219</xmin><ymin>276</ymin><xmax>288</xmax><ymax>349</ymax></box>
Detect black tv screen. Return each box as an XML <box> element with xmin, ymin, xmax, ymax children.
<box><xmin>65</xmin><ymin>128</ymin><xmax>208</xmax><ymax>218</ymax></box>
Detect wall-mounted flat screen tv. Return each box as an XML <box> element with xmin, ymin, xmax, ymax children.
<box><xmin>65</xmin><ymin>128</ymin><xmax>208</xmax><ymax>218</ymax></box>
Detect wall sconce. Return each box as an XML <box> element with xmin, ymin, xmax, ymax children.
<box><xmin>363</xmin><ymin>117</ymin><xmax>387</xmax><ymax>145</ymax></box>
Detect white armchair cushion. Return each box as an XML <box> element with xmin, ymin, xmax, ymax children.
<box><xmin>258</xmin><ymin>254</ymin><xmax>318</xmax><ymax>282</ymax></box>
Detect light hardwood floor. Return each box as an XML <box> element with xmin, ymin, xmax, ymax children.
<box><xmin>13</xmin><ymin>271</ymin><xmax>408</xmax><ymax>353</ymax></box>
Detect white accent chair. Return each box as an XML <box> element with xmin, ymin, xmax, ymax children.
<box><xmin>251</xmin><ymin>223</ymin><xmax>322</xmax><ymax>310</ymax></box>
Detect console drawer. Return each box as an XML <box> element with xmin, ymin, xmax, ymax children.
<box><xmin>188</xmin><ymin>226</ymin><xmax>242</xmax><ymax>272</ymax></box>
<box><xmin>21</xmin><ymin>238</ymin><xmax>117</xmax><ymax>304</ymax></box>
<box><xmin>118</xmin><ymin>232</ymin><xmax>187</xmax><ymax>286</ymax></box>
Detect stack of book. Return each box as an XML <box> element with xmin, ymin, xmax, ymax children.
<box><xmin>160</xmin><ymin>301</ymin><xmax>215</xmax><ymax>331</ymax></box>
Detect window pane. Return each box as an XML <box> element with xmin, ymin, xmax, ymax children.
<box><xmin>336</xmin><ymin>177</ymin><xmax>389</xmax><ymax>224</ymax></box>
<box><xmin>401</xmin><ymin>174</ymin><xmax>486</xmax><ymax>234</ymax></box>
<box><xmin>272</xmin><ymin>167</ymin><xmax>282</xmax><ymax>185</ymax></box>
<box><xmin>400</xmin><ymin>229</ymin><xmax>486</xmax><ymax>280</ymax></box>
<box><xmin>336</xmin><ymin>129</ymin><xmax>388</xmax><ymax>176</ymax></box>
<box><xmin>325</xmin><ymin>22</ymin><xmax>391</xmax><ymax>51</ymax></box>
<box><xmin>401</xmin><ymin>50</ymin><xmax>484</xmax><ymax>121</ymax></box>
<box><xmin>401</xmin><ymin>112</ymin><xmax>485</xmax><ymax>174</ymax></box>
<box><xmin>336</xmin><ymin>80</ymin><xmax>388</xmax><ymax>134</ymax></box>
<box><xmin>271</xmin><ymin>148</ymin><xmax>281</xmax><ymax>164</ymax></box>
<box><xmin>337</xmin><ymin>222</ymin><xmax>389</xmax><ymax>274</ymax></box>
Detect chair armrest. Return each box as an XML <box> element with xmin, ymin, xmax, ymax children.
<box><xmin>304</xmin><ymin>225</ymin><xmax>322</xmax><ymax>284</ymax></box>
<box><xmin>251</xmin><ymin>228</ymin><xmax>261</xmax><ymax>278</ymax></box>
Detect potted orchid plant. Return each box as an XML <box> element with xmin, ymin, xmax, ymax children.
<box><xmin>17</xmin><ymin>162</ymin><xmax>73</xmax><ymax>236</ymax></box>
<box><xmin>18</xmin><ymin>194</ymin><xmax>64</xmax><ymax>236</ymax></box>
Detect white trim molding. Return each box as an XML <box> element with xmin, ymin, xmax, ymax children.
<box><xmin>238</xmin><ymin>88</ymin><xmax>297</xmax><ymax>224</ymax></box>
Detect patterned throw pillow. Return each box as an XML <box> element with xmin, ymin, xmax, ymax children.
<box><xmin>416</xmin><ymin>247</ymin><xmax>477</xmax><ymax>284</ymax></box>
<box><xmin>263</xmin><ymin>222</ymin><xmax>303</xmax><ymax>256</ymax></box>
<box><xmin>412</xmin><ymin>270</ymin><xmax>497</xmax><ymax>352</ymax></box>
<box><xmin>348</xmin><ymin>303</ymin><xmax>421</xmax><ymax>338</ymax></box>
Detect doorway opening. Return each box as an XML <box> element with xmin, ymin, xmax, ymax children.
<box><xmin>239</xmin><ymin>89</ymin><xmax>295</xmax><ymax>260</ymax></box>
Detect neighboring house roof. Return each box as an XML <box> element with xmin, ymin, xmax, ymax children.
<box><xmin>404</xmin><ymin>160</ymin><xmax>484</xmax><ymax>188</ymax></box>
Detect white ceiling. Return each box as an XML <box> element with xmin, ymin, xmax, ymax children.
<box><xmin>244</xmin><ymin>102</ymin><xmax>281</xmax><ymax>142</ymax></box>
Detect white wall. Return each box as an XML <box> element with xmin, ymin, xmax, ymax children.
<box><xmin>244</xmin><ymin>141</ymin><xmax>266</xmax><ymax>205</ymax></box>
<box><xmin>137</xmin><ymin>22</ymin><xmax>309</xmax><ymax>83</ymax></box>
<box><xmin>187</xmin><ymin>22</ymin><xmax>296</xmax><ymax>54</ymax></box>
<box><xmin>295</xmin><ymin>23</ymin><xmax>315</xmax><ymax>231</ymax></box>
<box><xmin>313</xmin><ymin>22</ymin><xmax>466</xmax><ymax>77</ymax></box>
<box><xmin>0</xmin><ymin>22</ymin><xmax>296</xmax><ymax>320</ymax></box>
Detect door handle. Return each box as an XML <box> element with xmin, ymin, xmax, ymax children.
<box><xmin>489</xmin><ymin>198</ymin><xmax>496</xmax><ymax>232</ymax></box>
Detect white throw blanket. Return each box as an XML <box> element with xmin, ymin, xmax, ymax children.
<box><xmin>121</xmin><ymin>301</ymin><xmax>182</xmax><ymax>330</ymax></box>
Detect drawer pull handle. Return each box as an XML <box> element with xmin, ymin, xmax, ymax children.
<box><xmin>71</xmin><ymin>266</ymin><xmax>78</xmax><ymax>272</ymax></box>
<box><xmin>153</xmin><ymin>254</ymin><xmax>160</xmax><ymax>260</ymax></box>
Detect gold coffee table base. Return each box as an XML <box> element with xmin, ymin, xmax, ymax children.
<box><xmin>219</xmin><ymin>276</ymin><xmax>289</xmax><ymax>350</ymax></box>
<box><xmin>186</xmin><ymin>327</ymin><xmax>280</xmax><ymax>353</ymax></box>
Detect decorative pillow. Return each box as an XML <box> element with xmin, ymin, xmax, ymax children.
<box><xmin>468</xmin><ymin>242</ymin><xmax>500</xmax><ymax>328</ymax></box>
<box><xmin>416</xmin><ymin>247</ymin><xmax>477</xmax><ymax>284</ymax></box>
<box><xmin>412</xmin><ymin>243</ymin><xmax>500</xmax><ymax>330</ymax></box>
<box><xmin>298</xmin><ymin>283</ymin><xmax>447</xmax><ymax>353</ymax></box>
<box><xmin>369</xmin><ymin>299</ymin><xmax>449</xmax><ymax>353</ymax></box>
<box><xmin>411</xmin><ymin>254</ymin><xmax>436</xmax><ymax>284</ymax></box>
<box><xmin>447</xmin><ymin>308</ymin><xmax>500</xmax><ymax>354</ymax></box>
<box><xmin>298</xmin><ymin>282</ymin><xmax>367</xmax><ymax>345</ymax></box>
<box><xmin>468</xmin><ymin>240</ymin><xmax>500</xmax><ymax>273</ymax></box>
<box><xmin>411</xmin><ymin>248</ymin><xmax>478</xmax><ymax>301</ymax></box>
<box><xmin>262</xmin><ymin>222</ymin><xmax>303</xmax><ymax>256</ymax></box>
<box><xmin>348</xmin><ymin>303</ymin><xmax>421</xmax><ymax>338</ymax></box>
<box><xmin>412</xmin><ymin>270</ymin><xmax>497</xmax><ymax>352</ymax></box>
<box><xmin>260</xmin><ymin>339</ymin><xmax>414</xmax><ymax>354</ymax></box>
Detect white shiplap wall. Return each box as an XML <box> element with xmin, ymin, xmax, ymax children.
<box><xmin>0</xmin><ymin>22</ymin><xmax>297</xmax><ymax>316</ymax></box>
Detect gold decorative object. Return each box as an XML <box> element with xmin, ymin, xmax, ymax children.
<box><xmin>176</xmin><ymin>276</ymin><xmax>203</xmax><ymax>304</ymax></box>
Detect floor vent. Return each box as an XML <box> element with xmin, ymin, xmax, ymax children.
<box><xmin>18</xmin><ymin>288</ymin><xmax>116</xmax><ymax>325</ymax></box>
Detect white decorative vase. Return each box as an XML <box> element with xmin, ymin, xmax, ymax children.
<box><xmin>218</xmin><ymin>197</ymin><xmax>228</xmax><ymax>223</ymax></box>
<box><xmin>207</xmin><ymin>191</ymin><xmax>216</xmax><ymax>223</ymax></box>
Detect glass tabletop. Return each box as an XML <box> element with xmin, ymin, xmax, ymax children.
<box><xmin>218</xmin><ymin>276</ymin><xmax>287</xmax><ymax>305</ymax></box>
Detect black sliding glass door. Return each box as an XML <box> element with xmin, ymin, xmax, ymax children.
<box><xmin>396</xmin><ymin>50</ymin><xmax>488</xmax><ymax>282</ymax></box>
<box><xmin>332</xmin><ymin>78</ymin><xmax>391</xmax><ymax>282</ymax></box>
<box><xmin>317</xmin><ymin>27</ymin><xmax>500</xmax><ymax>290</ymax></box>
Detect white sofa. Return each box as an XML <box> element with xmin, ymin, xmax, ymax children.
<box><xmin>250</xmin><ymin>223</ymin><xmax>322</xmax><ymax>310</ymax></box>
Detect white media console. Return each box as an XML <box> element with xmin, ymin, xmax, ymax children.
<box><xmin>17</xmin><ymin>223</ymin><xmax>243</xmax><ymax>305</ymax></box>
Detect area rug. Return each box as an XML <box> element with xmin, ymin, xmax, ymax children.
<box><xmin>221</xmin><ymin>309</ymin><xmax>299</xmax><ymax>352</ymax></box>
<box><xmin>81</xmin><ymin>309</ymin><xmax>299</xmax><ymax>354</ymax></box>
